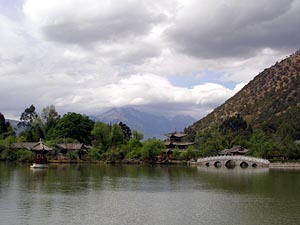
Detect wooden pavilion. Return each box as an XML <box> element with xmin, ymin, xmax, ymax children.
<box><xmin>163</xmin><ymin>131</ymin><xmax>194</xmax><ymax>158</ymax></box>
<box><xmin>55</xmin><ymin>143</ymin><xmax>90</xmax><ymax>159</ymax></box>
<box><xmin>30</xmin><ymin>139</ymin><xmax>52</xmax><ymax>165</ymax></box>
<box><xmin>219</xmin><ymin>145</ymin><xmax>249</xmax><ymax>156</ymax></box>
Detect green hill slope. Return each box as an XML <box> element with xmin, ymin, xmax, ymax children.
<box><xmin>191</xmin><ymin>50</ymin><xmax>300</xmax><ymax>133</ymax></box>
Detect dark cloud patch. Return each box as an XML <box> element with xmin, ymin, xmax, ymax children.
<box><xmin>109</xmin><ymin>42</ymin><xmax>162</xmax><ymax>65</ymax></box>
<box><xmin>167</xmin><ymin>0</ymin><xmax>300</xmax><ymax>58</ymax></box>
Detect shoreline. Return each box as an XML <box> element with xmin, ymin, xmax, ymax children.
<box><xmin>48</xmin><ymin>159</ymin><xmax>188</xmax><ymax>165</ymax></box>
<box><xmin>269</xmin><ymin>162</ymin><xmax>300</xmax><ymax>168</ymax></box>
<box><xmin>3</xmin><ymin>160</ymin><xmax>300</xmax><ymax>168</ymax></box>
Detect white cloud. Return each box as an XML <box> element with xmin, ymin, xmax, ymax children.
<box><xmin>0</xmin><ymin>0</ymin><xmax>299</xmax><ymax>120</ymax></box>
<box><xmin>76</xmin><ymin>74</ymin><xmax>236</xmax><ymax>118</ymax></box>
<box><xmin>0</xmin><ymin>14</ymin><xmax>26</xmax><ymax>61</ymax></box>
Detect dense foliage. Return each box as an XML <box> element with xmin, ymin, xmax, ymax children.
<box><xmin>0</xmin><ymin>113</ymin><xmax>15</xmax><ymax>139</ymax></box>
<box><xmin>187</xmin><ymin>114</ymin><xmax>300</xmax><ymax>160</ymax></box>
<box><xmin>3</xmin><ymin>102</ymin><xmax>300</xmax><ymax>163</ymax></box>
<box><xmin>1</xmin><ymin>106</ymin><xmax>167</xmax><ymax>163</ymax></box>
<box><xmin>89</xmin><ymin>121</ymin><xmax>165</xmax><ymax>162</ymax></box>
<box><xmin>50</xmin><ymin>112</ymin><xmax>94</xmax><ymax>144</ymax></box>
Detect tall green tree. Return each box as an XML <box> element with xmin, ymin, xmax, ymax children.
<box><xmin>119</xmin><ymin>122</ymin><xmax>132</xmax><ymax>141</ymax></box>
<box><xmin>18</xmin><ymin>104</ymin><xmax>38</xmax><ymax>128</ymax></box>
<box><xmin>110</xmin><ymin>124</ymin><xmax>125</xmax><ymax>147</ymax></box>
<box><xmin>127</xmin><ymin>130</ymin><xmax>143</xmax><ymax>159</ymax></box>
<box><xmin>18</xmin><ymin>104</ymin><xmax>43</xmax><ymax>142</ymax></box>
<box><xmin>0</xmin><ymin>113</ymin><xmax>15</xmax><ymax>139</ymax></box>
<box><xmin>40</xmin><ymin>105</ymin><xmax>60</xmax><ymax>138</ymax></box>
<box><xmin>52</xmin><ymin>112</ymin><xmax>94</xmax><ymax>144</ymax></box>
<box><xmin>91</xmin><ymin>121</ymin><xmax>111</xmax><ymax>150</ymax></box>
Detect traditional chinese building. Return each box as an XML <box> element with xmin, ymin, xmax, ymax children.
<box><xmin>219</xmin><ymin>145</ymin><xmax>249</xmax><ymax>156</ymax></box>
<box><xmin>30</xmin><ymin>139</ymin><xmax>52</xmax><ymax>164</ymax></box>
<box><xmin>55</xmin><ymin>143</ymin><xmax>90</xmax><ymax>159</ymax></box>
<box><xmin>164</xmin><ymin>131</ymin><xmax>194</xmax><ymax>158</ymax></box>
<box><xmin>13</xmin><ymin>139</ymin><xmax>52</xmax><ymax>165</ymax></box>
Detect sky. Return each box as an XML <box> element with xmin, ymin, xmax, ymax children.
<box><xmin>1</xmin><ymin>0</ymin><xmax>300</xmax><ymax>120</ymax></box>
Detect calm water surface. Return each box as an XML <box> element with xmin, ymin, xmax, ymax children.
<box><xmin>1</xmin><ymin>163</ymin><xmax>300</xmax><ymax>225</ymax></box>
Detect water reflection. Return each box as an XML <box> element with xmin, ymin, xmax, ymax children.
<box><xmin>18</xmin><ymin>164</ymin><xmax>200</xmax><ymax>194</ymax></box>
<box><xmin>1</xmin><ymin>163</ymin><xmax>300</xmax><ymax>225</ymax></box>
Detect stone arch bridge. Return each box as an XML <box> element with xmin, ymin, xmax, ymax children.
<box><xmin>197</xmin><ymin>155</ymin><xmax>270</xmax><ymax>168</ymax></box>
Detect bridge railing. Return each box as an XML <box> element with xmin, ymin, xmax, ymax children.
<box><xmin>197</xmin><ymin>155</ymin><xmax>269</xmax><ymax>165</ymax></box>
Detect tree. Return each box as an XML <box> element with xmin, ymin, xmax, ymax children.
<box><xmin>0</xmin><ymin>113</ymin><xmax>15</xmax><ymax>139</ymax></box>
<box><xmin>52</xmin><ymin>112</ymin><xmax>94</xmax><ymax>144</ymax></box>
<box><xmin>141</xmin><ymin>139</ymin><xmax>164</xmax><ymax>162</ymax></box>
<box><xmin>18</xmin><ymin>104</ymin><xmax>38</xmax><ymax>128</ymax></box>
<box><xmin>119</xmin><ymin>122</ymin><xmax>132</xmax><ymax>141</ymax></box>
<box><xmin>127</xmin><ymin>130</ymin><xmax>143</xmax><ymax>159</ymax></box>
<box><xmin>219</xmin><ymin>114</ymin><xmax>252</xmax><ymax>149</ymax></box>
<box><xmin>220</xmin><ymin>113</ymin><xmax>248</xmax><ymax>134</ymax></box>
<box><xmin>40</xmin><ymin>105</ymin><xmax>60</xmax><ymax>137</ymax></box>
<box><xmin>18</xmin><ymin>104</ymin><xmax>42</xmax><ymax>142</ymax></box>
<box><xmin>194</xmin><ymin>127</ymin><xmax>223</xmax><ymax>157</ymax></box>
<box><xmin>132</xmin><ymin>130</ymin><xmax>143</xmax><ymax>141</ymax></box>
<box><xmin>91</xmin><ymin>122</ymin><xmax>111</xmax><ymax>151</ymax></box>
<box><xmin>110</xmin><ymin>124</ymin><xmax>125</xmax><ymax>147</ymax></box>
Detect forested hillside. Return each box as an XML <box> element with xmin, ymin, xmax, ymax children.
<box><xmin>187</xmin><ymin>50</ymin><xmax>300</xmax><ymax>159</ymax></box>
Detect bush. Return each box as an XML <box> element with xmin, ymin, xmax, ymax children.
<box><xmin>141</xmin><ymin>139</ymin><xmax>164</xmax><ymax>162</ymax></box>
<box><xmin>172</xmin><ymin>150</ymin><xmax>180</xmax><ymax>160</ymax></box>
<box><xmin>88</xmin><ymin>147</ymin><xmax>101</xmax><ymax>160</ymax></box>
<box><xmin>67</xmin><ymin>151</ymin><xmax>79</xmax><ymax>160</ymax></box>
<box><xmin>0</xmin><ymin>148</ymin><xmax>17</xmax><ymax>161</ymax></box>
<box><xmin>179</xmin><ymin>151</ymin><xmax>188</xmax><ymax>160</ymax></box>
<box><xmin>16</xmin><ymin>149</ymin><xmax>34</xmax><ymax>162</ymax></box>
<box><xmin>101</xmin><ymin>148</ymin><xmax>124</xmax><ymax>162</ymax></box>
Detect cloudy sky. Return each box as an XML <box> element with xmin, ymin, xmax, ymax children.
<box><xmin>1</xmin><ymin>0</ymin><xmax>300</xmax><ymax>120</ymax></box>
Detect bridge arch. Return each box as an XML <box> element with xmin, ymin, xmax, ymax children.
<box><xmin>214</xmin><ymin>161</ymin><xmax>222</xmax><ymax>168</ymax></box>
<box><xmin>240</xmin><ymin>161</ymin><xmax>248</xmax><ymax>168</ymax></box>
<box><xmin>225</xmin><ymin>160</ymin><xmax>236</xmax><ymax>169</ymax></box>
<box><xmin>197</xmin><ymin>155</ymin><xmax>269</xmax><ymax>169</ymax></box>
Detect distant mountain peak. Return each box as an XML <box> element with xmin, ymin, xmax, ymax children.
<box><xmin>93</xmin><ymin>107</ymin><xmax>196</xmax><ymax>140</ymax></box>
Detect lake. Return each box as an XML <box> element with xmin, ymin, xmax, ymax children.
<box><xmin>1</xmin><ymin>163</ymin><xmax>300</xmax><ymax>225</ymax></box>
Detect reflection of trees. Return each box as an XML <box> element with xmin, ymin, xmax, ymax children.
<box><xmin>2</xmin><ymin>163</ymin><xmax>300</xmax><ymax>202</ymax></box>
<box><xmin>0</xmin><ymin>163</ymin><xmax>15</xmax><ymax>195</ymax></box>
<box><xmin>195</xmin><ymin>167</ymin><xmax>300</xmax><ymax>199</ymax></box>
<box><xmin>14</xmin><ymin>164</ymin><xmax>200</xmax><ymax>194</ymax></box>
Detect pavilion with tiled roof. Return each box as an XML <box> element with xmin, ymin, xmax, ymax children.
<box><xmin>13</xmin><ymin>139</ymin><xmax>52</xmax><ymax>164</ymax></box>
<box><xmin>164</xmin><ymin>131</ymin><xmax>194</xmax><ymax>151</ymax></box>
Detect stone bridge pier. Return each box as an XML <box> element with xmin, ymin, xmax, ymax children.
<box><xmin>197</xmin><ymin>155</ymin><xmax>270</xmax><ymax>169</ymax></box>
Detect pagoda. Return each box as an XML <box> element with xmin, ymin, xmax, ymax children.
<box><xmin>164</xmin><ymin>131</ymin><xmax>194</xmax><ymax>157</ymax></box>
<box><xmin>30</xmin><ymin>139</ymin><xmax>52</xmax><ymax>168</ymax></box>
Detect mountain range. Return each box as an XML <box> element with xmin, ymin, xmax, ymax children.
<box><xmin>6</xmin><ymin>119</ymin><xmax>23</xmax><ymax>135</ymax></box>
<box><xmin>92</xmin><ymin>107</ymin><xmax>196</xmax><ymax>140</ymax></box>
<box><xmin>189</xmin><ymin>50</ymin><xmax>300</xmax><ymax>133</ymax></box>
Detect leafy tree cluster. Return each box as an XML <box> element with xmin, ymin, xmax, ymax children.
<box><xmin>17</xmin><ymin>105</ymin><xmax>94</xmax><ymax>144</ymax></box>
<box><xmin>0</xmin><ymin>113</ymin><xmax>16</xmax><ymax>161</ymax></box>
<box><xmin>1</xmin><ymin>104</ymin><xmax>166</xmax><ymax>163</ymax></box>
<box><xmin>0</xmin><ymin>113</ymin><xmax>15</xmax><ymax>139</ymax></box>
<box><xmin>192</xmin><ymin>114</ymin><xmax>300</xmax><ymax>160</ymax></box>
<box><xmin>50</xmin><ymin>112</ymin><xmax>94</xmax><ymax>144</ymax></box>
<box><xmin>90</xmin><ymin>122</ymin><xmax>164</xmax><ymax>162</ymax></box>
